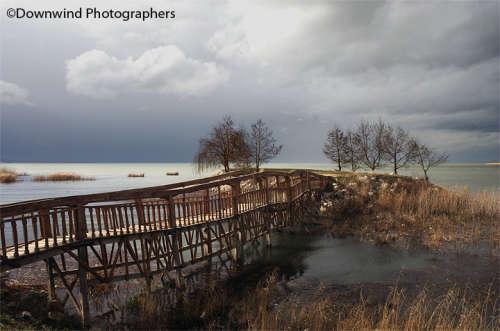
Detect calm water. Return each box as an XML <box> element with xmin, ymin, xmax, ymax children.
<box><xmin>0</xmin><ymin>162</ymin><xmax>498</xmax><ymax>204</ymax></box>
<box><xmin>261</xmin><ymin>233</ymin><xmax>435</xmax><ymax>284</ymax></box>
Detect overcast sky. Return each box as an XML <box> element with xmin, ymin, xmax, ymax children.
<box><xmin>1</xmin><ymin>0</ymin><xmax>498</xmax><ymax>163</ymax></box>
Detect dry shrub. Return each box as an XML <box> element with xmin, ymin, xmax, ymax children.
<box><xmin>33</xmin><ymin>172</ymin><xmax>95</xmax><ymax>182</ymax></box>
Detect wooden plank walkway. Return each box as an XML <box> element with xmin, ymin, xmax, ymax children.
<box><xmin>2</xmin><ymin>201</ymin><xmax>286</xmax><ymax>260</ymax></box>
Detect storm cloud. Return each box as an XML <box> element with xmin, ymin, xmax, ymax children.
<box><xmin>1</xmin><ymin>0</ymin><xmax>498</xmax><ymax>162</ymax></box>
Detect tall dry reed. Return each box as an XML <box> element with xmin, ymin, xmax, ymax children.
<box><xmin>33</xmin><ymin>172</ymin><xmax>95</xmax><ymax>181</ymax></box>
<box><xmin>243</xmin><ymin>276</ymin><xmax>498</xmax><ymax>331</ymax></box>
<box><xmin>327</xmin><ymin>176</ymin><xmax>499</xmax><ymax>249</ymax></box>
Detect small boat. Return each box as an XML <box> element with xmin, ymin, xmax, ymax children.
<box><xmin>166</xmin><ymin>172</ymin><xmax>179</xmax><ymax>176</ymax></box>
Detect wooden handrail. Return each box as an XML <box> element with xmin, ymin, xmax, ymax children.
<box><xmin>0</xmin><ymin>169</ymin><xmax>248</xmax><ymax>217</ymax></box>
<box><xmin>0</xmin><ymin>169</ymin><xmax>327</xmax><ymax>267</ymax></box>
<box><xmin>0</xmin><ymin>169</ymin><xmax>321</xmax><ymax>217</ymax></box>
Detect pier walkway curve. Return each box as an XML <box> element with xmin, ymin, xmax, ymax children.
<box><xmin>0</xmin><ymin>169</ymin><xmax>330</xmax><ymax>325</ymax></box>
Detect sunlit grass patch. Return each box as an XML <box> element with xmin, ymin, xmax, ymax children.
<box><xmin>0</xmin><ymin>167</ymin><xmax>17</xmax><ymax>183</ymax></box>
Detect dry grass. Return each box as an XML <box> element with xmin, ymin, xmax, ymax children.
<box><xmin>0</xmin><ymin>167</ymin><xmax>20</xmax><ymax>184</ymax></box>
<box><xmin>0</xmin><ymin>167</ymin><xmax>17</xmax><ymax>183</ymax></box>
<box><xmin>128</xmin><ymin>173</ymin><xmax>145</xmax><ymax>177</ymax></box>
<box><xmin>240</xmin><ymin>275</ymin><xmax>498</xmax><ymax>331</ymax></box>
<box><xmin>121</xmin><ymin>272</ymin><xmax>498</xmax><ymax>330</ymax></box>
<box><xmin>32</xmin><ymin>172</ymin><xmax>95</xmax><ymax>182</ymax></box>
<box><xmin>323</xmin><ymin>176</ymin><xmax>499</xmax><ymax>250</ymax></box>
<box><xmin>377</xmin><ymin>185</ymin><xmax>499</xmax><ymax>248</ymax></box>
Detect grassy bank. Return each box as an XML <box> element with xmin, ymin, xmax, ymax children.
<box><xmin>318</xmin><ymin>173</ymin><xmax>499</xmax><ymax>252</ymax></box>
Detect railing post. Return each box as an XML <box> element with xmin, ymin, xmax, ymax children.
<box><xmin>307</xmin><ymin>171</ymin><xmax>311</xmax><ymax>197</ymax></box>
<box><xmin>75</xmin><ymin>206</ymin><xmax>88</xmax><ymax>241</ymax></box>
<box><xmin>285</xmin><ymin>176</ymin><xmax>293</xmax><ymax>224</ymax></box>
<box><xmin>135</xmin><ymin>199</ymin><xmax>146</xmax><ymax>229</ymax></box>
<box><xmin>167</xmin><ymin>195</ymin><xmax>183</xmax><ymax>288</ymax></box>
<box><xmin>40</xmin><ymin>208</ymin><xmax>52</xmax><ymax>238</ymax></box>
<box><xmin>182</xmin><ymin>190</ymin><xmax>187</xmax><ymax>223</ymax></box>
<box><xmin>204</xmin><ymin>189</ymin><xmax>210</xmax><ymax>220</ymax></box>
<box><xmin>74</xmin><ymin>205</ymin><xmax>90</xmax><ymax>327</ymax></box>
<box><xmin>167</xmin><ymin>196</ymin><xmax>176</xmax><ymax>229</ymax></box>
<box><xmin>231</xmin><ymin>182</ymin><xmax>240</xmax><ymax>218</ymax></box>
<box><xmin>263</xmin><ymin>176</ymin><xmax>272</xmax><ymax>246</ymax></box>
<box><xmin>217</xmin><ymin>186</ymin><xmax>223</xmax><ymax>220</ymax></box>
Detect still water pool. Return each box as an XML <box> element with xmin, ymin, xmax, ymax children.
<box><xmin>258</xmin><ymin>233</ymin><xmax>434</xmax><ymax>285</ymax></box>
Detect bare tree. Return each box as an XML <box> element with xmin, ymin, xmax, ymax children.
<box><xmin>344</xmin><ymin>129</ymin><xmax>360</xmax><ymax>172</ymax></box>
<box><xmin>355</xmin><ymin>120</ymin><xmax>386</xmax><ymax>171</ymax></box>
<box><xmin>195</xmin><ymin>116</ymin><xmax>250</xmax><ymax>173</ymax></box>
<box><xmin>248</xmin><ymin>119</ymin><xmax>282</xmax><ymax>171</ymax></box>
<box><xmin>381</xmin><ymin>124</ymin><xmax>415</xmax><ymax>175</ymax></box>
<box><xmin>323</xmin><ymin>126</ymin><xmax>348</xmax><ymax>171</ymax></box>
<box><xmin>412</xmin><ymin>142</ymin><xmax>448</xmax><ymax>181</ymax></box>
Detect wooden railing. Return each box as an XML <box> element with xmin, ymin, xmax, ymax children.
<box><xmin>0</xmin><ymin>169</ymin><xmax>326</xmax><ymax>270</ymax></box>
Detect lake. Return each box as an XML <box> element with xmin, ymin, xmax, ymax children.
<box><xmin>0</xmin><ymin>162</ymin><xmax>498</xmax><ymax>204</ymax></box>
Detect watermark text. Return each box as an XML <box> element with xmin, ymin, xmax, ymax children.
<box><xmin>6</xmin><ymin>7</ymin><xmax>175</xmax><ymax>21</ymax></box>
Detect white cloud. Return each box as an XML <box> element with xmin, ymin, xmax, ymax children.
<box><xmin>0</xmin><ymin>80</ymin><xmax>32</xmax><ymax>106</ymax></box>
<box><xmin>66</xmin><ymin>45</ymin><xmax>229</xmax><ymax>98</ymax></box>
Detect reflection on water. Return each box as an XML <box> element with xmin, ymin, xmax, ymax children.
<box><xmin>0</xmin><ymin>162</ymin><xmax>498</xmax><ymax>204</ymax></box>
<box><xmin>260</xmin><ymin>233</ymin><xmax>434</xmax><ymax>285</ymax></box>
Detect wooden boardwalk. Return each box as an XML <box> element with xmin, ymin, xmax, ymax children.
<box><xmin>0</xmin><ymin>169</ymin><xmax>328</xmax><ymax>325</ymax></box>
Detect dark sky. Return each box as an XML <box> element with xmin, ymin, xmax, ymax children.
<box><xmin>1</xmin><ymin>1</ymin><xmax>499</xmax><ymax>163</ymax></box>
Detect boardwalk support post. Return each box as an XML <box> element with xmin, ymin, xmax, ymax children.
<box><xmin>75</xmin><ymin>205</ymin><xmax>90</xmax><ymax>327</ymax></box>
<box><xmin>46</xmin><ymin>258</ymin><xmax>56</xmax><ymax>301</ymax></box>
<box><xmin>231</xmin><ymin>229</ymin><xmax>243</xmax><ymax>265</ymax></box>
<box><xmin>202</xmin><ymin>224</ymin><xmax>212</xmax><ymax>260</ymax></box>
<box><xmin>230</xmin><ymin>182</ymin><xmax>244</xmax><ymax>265</ymax></box>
